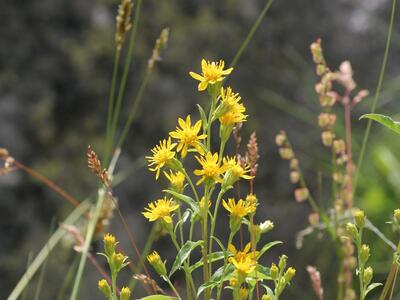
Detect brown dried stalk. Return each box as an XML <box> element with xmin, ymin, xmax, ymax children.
<box><xmin>87</xmin><ymin>145</ymin><xmax>110</xmax><ymax>187</ymax></box>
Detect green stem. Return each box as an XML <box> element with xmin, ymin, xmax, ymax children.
<box><xmin>182</xmin><ymin>168</ymin><xmax>200</xmax><ymax>202</ymax></box>
<box><xmin>230</xmin><ymin>0</ymin><xmax>274</xmax><ymax>68</ymax></box>
<box><xmin>111</xmin><ymin>271</ymin><xmax>118</xmax><ymax>300</ymax></box>
<box><xmin>105</xmin><ymin>51</ymin><xmax>121</xmax><ymax>161</ymax></box>
<box><xmin>70</xmin><ymin>190</ymin><xmax>105</xmax><ymax>300</ymax></box>
<box><xmin>169</xmin><ymin>231</ymin><xmax>196</xmax><ymax>299</ymax></box>
<box><xmin>107</xmin><ymin>0</ymin><xmax>143</xmax><ymax>164</ymax></box>
<box><xmin>216</xmin><ymin>232</ymin><xmax>235</xmax><ymax>300</ymax></box>
<box><xmin>354</xmin><ymin>0</ymin><xmax>396</xmax><ymax>195</ymax></box>
<box><xmin>209</xmin><ymin>189</ymin><xmax>226</xmax><ymax>257</ymax></box>
<box><xmin>116</xmin><ymin>69</ymin><xmax>152</xmax><ymax>150</ymax></box>
<box><xmin>202</xmin><ymin>186</ymin><xmax>211</xmax><ymax>300</ymax></box>
<box><xmin>166</xmin><ymin>276</ymin><xmax>182</xmax><ymax>300</ymax></box>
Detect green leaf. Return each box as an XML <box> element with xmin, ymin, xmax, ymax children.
<box><xmin>169</xmin><ymin>240</ymin><xmax>203</xmax><ymax>276</ymax></box>
<box><xmin>360</xmin><ymin>114</ymin><xmax>400</xmax><ymax>135</ymax></box>
<box><xmin>257</xmin><ymin>241</ymin><xmax>283</xmax><ymax>259</ymax></box>
<box><xmin>211</xmin><ymin>235</ymin><xmax>226</xmax><ymax>252</ymax></box>
<box><xmin>197</xmin><ymin>265</ymin><xmax>235</xmax><ymax>297</ymax></box>
<box><xmin>163</xmin><ymin>189</ymin><xmax>198</xmax><ymax>213</ymax></box>
<box><xmin>138</xmin><ymin>296</ymin><xmax>178</xmax><ymax>300</ymax></box>
<box><xmin>197</xmin><ymin>104</ymin><xmax>208</xmax><ymax>132</ymax></box>
<box><xmin>365</xmin><ymin>282</ymin><xmax>383</xmax><ymax>296</ymax></box>
<box><xmin>174</xmin><ymin>209</ymin><xmax>191</xmax><ymax>234</ymax></box>
<box><xmin>189</xmin><ymin>251</ymin><xmax>225</xmax><ymax>273</ymax></box>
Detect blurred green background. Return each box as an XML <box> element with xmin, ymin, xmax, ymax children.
<box><xmin>1</xmin><ymin>0</ymin><xmax>400</xmax><ymax>299</ymax></box>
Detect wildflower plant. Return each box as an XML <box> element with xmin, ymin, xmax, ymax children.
<box><xmin>136</xmin><ymin>59</ymin><xmax>295</xmax><ymax>300</ymax></box>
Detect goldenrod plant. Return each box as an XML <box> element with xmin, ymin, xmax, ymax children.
<box><xmin>132</xmin><ymin>59</ymin><xmax>294</xmax><ymax>300</ymax></box>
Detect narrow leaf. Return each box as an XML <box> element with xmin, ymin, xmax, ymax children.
<box><xmin>257</xmin><ymin>241</ymin><xmax>282</xmax><ymax>259</ymax></box>
<box><xmin>365</xmin><ymin>282</ymin><xmax>383</xmax><ymax>296</ymax></box>
<box><xmin>360</xmin><ymin>114</ymin><xmax>400</xmax><ymax>135</ymax></box>
<box><xmin>189</xmin><ymin>251</ymin><xmax>225</xmax><ymax>273</ymax></box>
<box><xmin>164</xmin><ymin>189</ymin><xmax>198</xmax><ymax>212</ymax></box>
<box><xmin>170</xmin><ymin>240</ymin><xmax>203</xmax><ymax>276</ymax></box>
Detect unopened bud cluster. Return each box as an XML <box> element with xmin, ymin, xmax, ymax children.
<box><xmin>98</xmin><ymin>234</ymin><xmax>130</xmax><ymax>300</ymax></box>
<box><xmin>275</xmin><ymin>131</ymin><xmax>310</xmax><ymax>203</ymax></box>
<box><xmin>269</xmin><ymin>255</ymin><xmax>296</xmax><ymax>299</ymax></box>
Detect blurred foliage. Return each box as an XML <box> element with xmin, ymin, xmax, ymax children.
<box><xmin>1</xmin><ymin>0</ymin><xmax>400</xmax><ymax>299</ymax></box>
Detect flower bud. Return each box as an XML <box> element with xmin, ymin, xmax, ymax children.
<box><xmin>147</xmin><ymin>251</ymin><xmax>167</xmax><ymax>276</ymax></box>
<box><xmin>354</xmin><ymin>210</ymin><xmax>365</xmax><ymax>228</ymax></box>
<box><xmin>290</xmin><ymin>158</ymin><xmax>299</xmax><ymax>169</ymax></box>
<box><xmin>316</xmin><ymin>64</ymin><xmax>327</xmax><ymax>76</ymax></box>
<box><xmin>260</xmin><ymin>220</ymin><xmax>274</xmax><ymax>233</ymax></box>
<box><xmin>103</xmin><ymin>233</ymin><xmax>117</xmax><ymax>257</ymax></box>
<box><xmin>333</xmin><ymin>139</ymin><xmax>346</xmax><ymax>154</ymax></box>
<box><xmin>279</xmin><ymin>148</ymin><xmax>294</xmax><ymax>160</ymax></box>
<box><xmin>111</xmin><ymin>252</ymin><xmax>128</xmax><ymax>272</ymax></box>
<box><xmin>345</xmin><ymin>223</ymin><xmax>358</xmax><ymax>240</ymax></box>
<box><xmin>239</xmin><ymin>287</ymin><xmax>249</xmax><ymax>299</ymax></box>
<box><xmin>319</xmin><ymin>94</ymin><xmax>335</xmax><ymax>107</ymax></box>
<box><xmin>294</xmin><ymin>188</ymin><xmax>309</xmax><ymax>203</ymax></box>
<box><xmin>270</xmin><ymin>263</ymin><xmax>279</xmax><ymax>280</ymax></box>
<box><xmin>98</xmin><ymin>279</ymin><xmax>112</xmax><ymax>298</ymax></box>
<box><xmin>310</xmin><ymin>40</ymin><xmax>323</xmax><ymax>64</ymax></box>
<box><xmin>290</xmin><ymin>171</ymin><xmax>300</xmax><ymax>183</ymax></box>
<box><xmin>363</xmin><ymin>267</ymin><xmax>373</xmax><ymax>285</ymax></box>
<box><xmin>262</xmin><ymin>295</ymin><xmax>272</xmax><ymax>300</ymax></box>
<box><xmin>308</xmin><ymin>213</ymin><xmax>320</xmax><ymax>227</ymax></box>
<box><xmin>275</xmin><ymin>131</ymin><xmax>287</xmax><ymax>146</ymax></box>
<box><xmin>321</xmin><ymin>131</ymin><xmax>334</xmax><ymax>146</ymax></box>
<box><xmin>333</xmin><ymin>172</ymin><xmax>343</xmax><ymax>183</ymax></box>
<box><xmin>360</xmin><ymin>244</ymin><xmax>370</xmax><ymax>264</ymax></box>
<box><xmin>284</xmin><ymin>267</ymin><xmax>296</xmax><ymax>282</ymax></box>
<box><xmin>120</xmin><ymin>287</ymin><xmax>131</xmax><ymax>300</ymax></box>
<box><xmin>279</xmin><ymin>255</ymin><xmax>288</xmax><ymax>271</ymax></box>
<box><xmin>394</xmin><ymin>209</ymin><xmax>400</xmax><ymax>222</ymax></box>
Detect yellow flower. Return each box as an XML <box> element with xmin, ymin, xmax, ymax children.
<box><xmin>223</xmin><ymin>198</ymin><xmax>256</xmax><ymax>218</ymax></box>
<box><xmin>120</xmin><ymin>287</ymin><xmax>131</xmax><ymax>300</ymax></box>
<box><xmin>229</xmin><ymin>256</ymin><xmax>256</xmax><ymax>276</ymax></box>
<box><xmin>223</xmin><ymin>156</ymin><xmax>253</xmax><ymax>181</ymax></box>
<box><xmin>103</xmin><ymin>233</ymin><xmax>117</xmax><ymax>256</ymax></box>
<box><xmin>239</xmin><ymin>287</ymin><xmax>249</xmax><ymax>299</ymax></box>
<box><xmin>189</xmin><ymin>59</ymin><xmax>233</xmax><ymax>91</ymax></box>
<box><xmin>194</xmin><ymin>152</ymin><xmax>226</xmax><ymax>185</ymax></box>
<box><xmin>164</xmin><ymin>170</ymin><xmax>185</xmax><ymax>192</ymax></box>
<box><xmin>220</xmin><ymin>87</ymin><xmax>241</xmax><ymax>109</ymax></box>
<box><xmin>146</xmin><ymin>138</ymin><xmax>177</xmax><ymax>179</ymax></box>
<box><xmin>142</xmin><ymin>197</ymin><xmax>179</xmax><ymax>224</ymax></box>
<box><xmin>169</xmin><ymin>115</ymin><xmax>207</xmax><ymax>157</ymax></box>
<box><xmin>98</xmin><ymin>279</ymin><xmax>112</xmax><ymax>297</ymax></box>
<box><xmin>147</xmin><ymin>251</ymin><xmax>167</xmax><ymax>276</ymax></box>
<box><xmin>228</xmin><ymin>242</ymin><xmax>259</xmax><ymax>263</ymax></box>
<box><xmin>219</xmin><ymin>101</ymin><xmax>247</xmax><ymax>126</ymax></box>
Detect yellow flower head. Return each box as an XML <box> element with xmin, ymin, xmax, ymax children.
<box><xmin>219</xmin><ymin>101</ymin><xmax>247</xmax><ymax>126</ymax></box>
<box><xmin>142</xmin><ymin>197</ymin><xmax>179</xmax><ymax>224</ymax></box>
<box><xmin>228</xmin><ymin>242</ymin><xmax>259</xmax><ymax>263</ymax></box>
<box><xmin>194</xmin><ymin>152</ymin><xmax>226</xmax><ymax>185</ymax></box>
<box><xmin>169</xmin><ymin>115</ymin><xmax>207</xmax><ymax>157</ymax></box>
<box><xmin>229</xmin><ymin>256</ymin><xmax>256</xmax><ymax>276</ymax></box>
<box><xmin>221</xmin><ymin>87</ymin><xmax>241</xmax><ymax>110</ymax></box>
<box><xmin>120</xmin><ymin>287</ymin><xmax>131</xmax><ymax>300</ymax></box>
<box><xmin>223</xmin><ymin>198</ymin><xmax>256</xmax><ymax>218</ymax></box>
<box><xmin>146</xmin><ymin>138</ymin><xmax>177</xmax><ymax>179</ymax></box>
<box><xmin>189</xmin><ymin>59</ymin><xmax>233</xmax><ymax>91</ymax></box>
<box><xmin>98</xmin><ymin>279</ymin><xmax>111</xmax><ymax>297</ymax></box>
<box><xmin>147</xmin><ymin>250</ymin><xmax>162</xmax><ymax>265</ymax></box>
<box><xmin>103</xmin><ymin>233</ymin><xmax>117</xmax><ymax>256</ymax></box>
<box><xmin>239</xmin><ymin>287</ymin><xmax>249</xmax><ymax>300</ymax></box>
<box><xmin>164</xmin><ymin>170</ymin><xmax>185</xmax><ymax>192</ymax></box>
<box><xmin>147</xmin><ymin>250</ymin><xmax>167</xmax><ymax>276</ymax></box>
<box><xmin>223</xmin><ymin>156</ymin><xmax>253</xmax><ymax>181</ymax></box>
